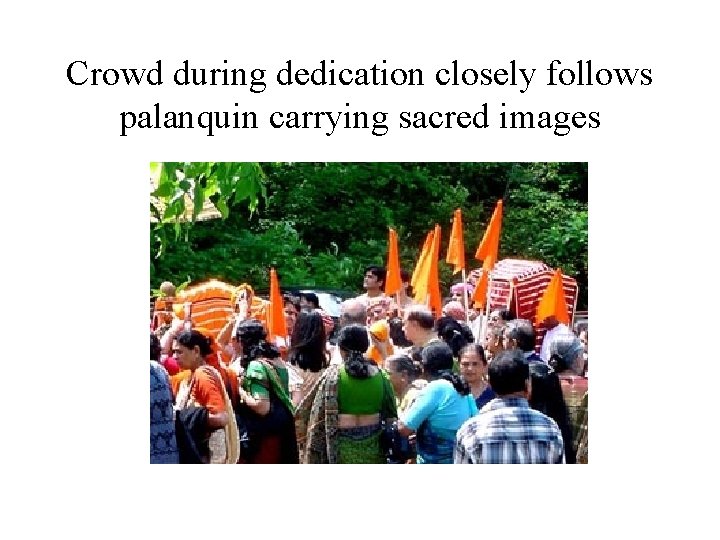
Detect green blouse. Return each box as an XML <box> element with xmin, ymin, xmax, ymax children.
<box><xmin>244</xmin><ymin>360</ymin><xmax>289</xmax><ymax>400</ymax></box>
<box><xmin>337</xmin><ymin>365</ymin><xmax>397</xmax><ymax>418</ymax></box>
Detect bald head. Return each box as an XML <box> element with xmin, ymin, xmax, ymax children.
<box><xmin>403</xmin><ymin>305</ymin><xmax>436</xmax><ymax>346</ymax></box>
<box><xmin>340</xmin><ymin>298</ymin><xmax>367</xmax><ymax>327</ymax></box>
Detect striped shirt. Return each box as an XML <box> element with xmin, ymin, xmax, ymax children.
<box><xmin>454</xmin><ymin>397</ymin><xmax>565</xmax><ymax>464</ymax></box>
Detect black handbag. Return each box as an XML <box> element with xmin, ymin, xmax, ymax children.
<box><xmin>175</xmin><ymin>406</ymin><xmax>210</xmax><ymax>464</ymax></box>
<box><xmin>380</xmin><ymin>420</ymin><xmax>415</xmax><ymax>463</ymax></box>
<box><xmin>378</xmin><ymin>375</ymin><xmax>414</xmax><ymax>463</ymax></box>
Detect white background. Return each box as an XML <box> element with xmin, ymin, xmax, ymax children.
<box><xmin>1</xmin><ymin>1</ymin><xmax>717</xmax><ymax>538</ymax></box>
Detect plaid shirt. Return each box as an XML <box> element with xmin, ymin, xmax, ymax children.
<box><xmin>454</xmin><ymin>397</ymin><xmax>565</xmax><ymax>464</ymax></box>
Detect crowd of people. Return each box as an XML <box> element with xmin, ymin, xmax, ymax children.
<box><xmin>150</xmin><ymin>265</ymin><xmax>588</xmax><ymax>464</ymax></box>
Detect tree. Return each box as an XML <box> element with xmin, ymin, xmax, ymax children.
<box><xmin>150</xmin><ymin>162</ymin><xmax>588</xmax><ymax>308</ymax></box>
<box><xmin>150</xmin><ymin>161</ymin><xmax>266</xmax><ymax>260</ymax></box>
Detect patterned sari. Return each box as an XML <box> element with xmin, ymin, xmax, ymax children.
<box><xmin>574</xmin><ymin>391</ymin><xmax>589</xmax><ymax>464</ymax></box>
<box><xmin>295</xmin><ymin>365</ymin><xmax>340</xmax><ymax>463</ymax></box>
<box><xmin>296</xmin><ymin>364</ymin><xmax>396</xmax><ymax>464</ymax></box>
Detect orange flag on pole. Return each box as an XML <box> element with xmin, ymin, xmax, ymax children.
<box><xmin>471</xmin><ymin>269</ymin><xmax>489</xmax><ymax>308</ymax></box>
<box><xmin>413</xmin><ymin>225</ymin><xmax>442</xmax><ymax>316</ymax></box>
<box><xmin>474</xmin><ymin>199</ymin><xmax>503</xmax><ymax>266</ymax></box>
<box><xmin>535</xmin><ymin>268</ymin><xmax>570</xmax><ymax>325</ymax></box>
<box><xmin>267</xmin><ymin>267</ymin><xmax>288</xmax><ymax>344</ymax></box>
<box><xmin>428</xmin><ymin>224</ymin><xmax>442</xmax><ymax>316</ymax></box>
<box><xmin>385</xmin><ymin>228</ymin><xmax>402</xmax><ymax>296</ymax></box>
<box><xmin>446</xmin><ymin>208</ymin><xmax>466</xmax><ymax>274</ymax></box>
<box><xmin>411</xmin><ymin>230</ymin><xmax>434</xmax><ymax>291</ymax></box>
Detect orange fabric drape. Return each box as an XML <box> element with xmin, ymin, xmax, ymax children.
<box><xmin>535</xmin><ymin>268</ymin><xmax>570</xmax><ymax>325</ymax></box>
<box><xmin>385</xmin><ymin>228</ymin><xmax>402</xmax><ymax>296</ymax></box>
<box><xmin>471</xmin><ymin>269</ymin><xmax>489</xmax><ymax>309</ymax></box>
<box><xmin>411</xmin><ymin>230</ymin><xmax>433</xmax><ymax>290</ymax></box>
<box><xmin>474</xmin><ymin>200</ymin><xmax>503</xmax><ymax>267</ymax></box>
<box><xmin>267</xmin><ymin>268</ymin><xmax>288</xmax><ymax>344</ymax></box>
<box><xmin>412</xmin><ymin>224</ymin><xmax>442</xmax><ymax>316</ymax></box>
<box><xmin>446</xmin><ymin>208</ymin><xmax>466</xmax><ymax>275</ymax></box>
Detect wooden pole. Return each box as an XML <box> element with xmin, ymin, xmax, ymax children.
<box><xmin>570</xmin><ymin>279</ymin><xmax>579</xmax><ymax>329</ymax></box>
<box><xmin>507</xmin><ymin>279</ymin><xmax>515</xmax><ymax>311</ymax></box>
<box><xmin>480</xmin><ymin>271</ymin><xmax>492</xmax><ymax>340</ymax></box>
<box><xmin>462</xmin><ymin>268</ymin><xmax>469</xmax><ymax>324</ymax></box>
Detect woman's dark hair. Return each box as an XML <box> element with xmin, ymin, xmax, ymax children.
<box><xmin>288</xmin><ymin>311</ymin><xmax>327</xmax><ymax>372</ymax></box>
<box><xmin>385</xmin><ymin>354</ymin><xmax>420</xmax><ymax>380</ymax></box>
<box><xmin>248</xmin><ymin>341</ymin><xmax>281</xmax><ymax>361</ymax></box>
<box><xmin>235</xmin><ymin>319</ymin><xmax>268</xmax><ymax>368</ymax></box>
<box><xmin>176</xmin><ymin>329</ymin><xmax>213</xmax><ymax>357</ymax></box>
<box><xmin>435</xmin><ymin>316</ymin><xmax>474</xmax><ymax>358</ymax></box>
<box><xmin>388</xmin><ymin>316</ymin><xmax>412</xmax><ymax>347</ymax></box>
<box><xmin>528</xmin><ymin>361</ymin><xmax>576</xmax><ymax>463</ymax></box>
<box><xmin>410</xmin><ymin>347</ymin><xmax>425</xmax><ymax>377</ymax></box>
<box><xmin>337</xmin><ymin>324</ymin><xmax>373</xmax><ymax>379</ymax></box>
<box><xmin>150</xmin><ymin>333</ymin><xmax>161</xmax><ymax>361</ymax></box>
<box><xmin>460</xmin><ymin>343</ymin><xmax>487</xmax><ymax>365</ymax></box>
<box><xmin>421</xmin><ymin>342</ymin><xmax>470</xmax><ymax>395</ymax></box>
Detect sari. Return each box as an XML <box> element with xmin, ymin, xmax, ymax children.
<box><xmin>175</xmin><ymin>364</ymin><xmax>239</xmax><ymax>464</ymax></box>
<box><xmin>559</xmin><ymin>373</ymin><xmax>588</xmax><ymax>438</ymax></box>
<box><xmin>296</xmin><ymin>364</ymin><xmax>397</xmax><ymax>464</ymax></box>
<box><xmin>574</xmin><ymin>391</ymin><xmax>589</xmax><ymax>464</ymax></box>
<box><xmin>237</xmin><ymin>359</ymin><xmax>299</xmax><ymax>464</ymax></box>
<box><xmin>296</xmin><ymin>365</ymin><xmax>340</xmax><ymax>463</ymax></box>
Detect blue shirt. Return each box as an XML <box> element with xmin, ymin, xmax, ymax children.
<box><xmin>402</xmin><ymin>379</ymin><xmax>478</xmax><ymax>463</ymax></box>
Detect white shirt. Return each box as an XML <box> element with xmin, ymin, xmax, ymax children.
<box><xmin>539</xmin><ymin>323</ymin><xmax>572</xmax><ymax>362</ymax></box>
<box><xmin>470</xmin><ymin>315</ymin><xmax>486</xmax><ymax>343</ymax></box>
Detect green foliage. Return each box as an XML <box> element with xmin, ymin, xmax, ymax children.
<box><xmin>150</xmin><ymin>162</ymin><xmax>266</xmax><ymax>259</ymax></box>
<box><xmin>151</xmin><ymin>162</ymin><xmax>588</xmax><ymax>309</ymax></box>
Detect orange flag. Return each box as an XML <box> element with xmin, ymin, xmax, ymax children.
<box><xmin>385</xmin><ymin>228</ymin><xmax>402</xmax><ymax>296</ymax></box>
<box><xmin>535</xmin><ymin>268</ymin><xmax>570</xmax><ymax>325</ymax></box>
<box><xmin>428</xmin><ymin>224</ymin><xmax>442</xmax><ymax>316</ymax></box>
<box><xmin>267</xmin><ymin>268</ymin><xmax>288</xmax><ymax>343</ymax></box>
<box><xmin>474</xmin><ymin>199</ymin><xmax>503</xmax><ymax>266</ymax></box>
<box><xmin>411</xmin><ymin>230</ymin><xmax>434</xmax><ymax>291</ymax></box>
<box><xmin>413</xmin><ymin>225</ymin><xmax>442</xmax><ymax>315</ymax></box>
<box><xmin>446</xmin><ymin>209</ymin><xmax>465</xmax><ymax>274</ymax></box>
<box><xmin>471</xmin><ymin>269</ymin><xmax>489</xmax><ymax>308</ymax></box>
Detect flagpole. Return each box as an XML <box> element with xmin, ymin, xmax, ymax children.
<box><xmin>480</xmin><ymin>271</ymin><xmax>492</xmax><ymax>340</ymax></box>
<box><xmin>507</xmin><ymin>278</ymin><xmax>515</xmax><ymax>312</ymax></box>
<box><xmin>571</xmin><ymin>279</ymin><xmax>579</xmax><ymax>328</ymax></box>
<box><xmin>462</xmin><ymin>268</ymin><xmax>469</xmax><ymax>324</ymax></box>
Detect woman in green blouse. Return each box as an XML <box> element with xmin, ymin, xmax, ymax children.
<box><xmin>235</xmin><ymin>319</ymin><xmax>298</xmax><ymax>464</ymax></box>
<box><xmin>298</xmin><ymin>324</ymin><xmax>397</xmax><ymax>463</ymax></box>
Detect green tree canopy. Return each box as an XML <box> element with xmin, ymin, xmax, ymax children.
<box><xmin>150</xmin><ymin>162</ymin><xmax>588</xmax><ymax>308</ymax></box>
